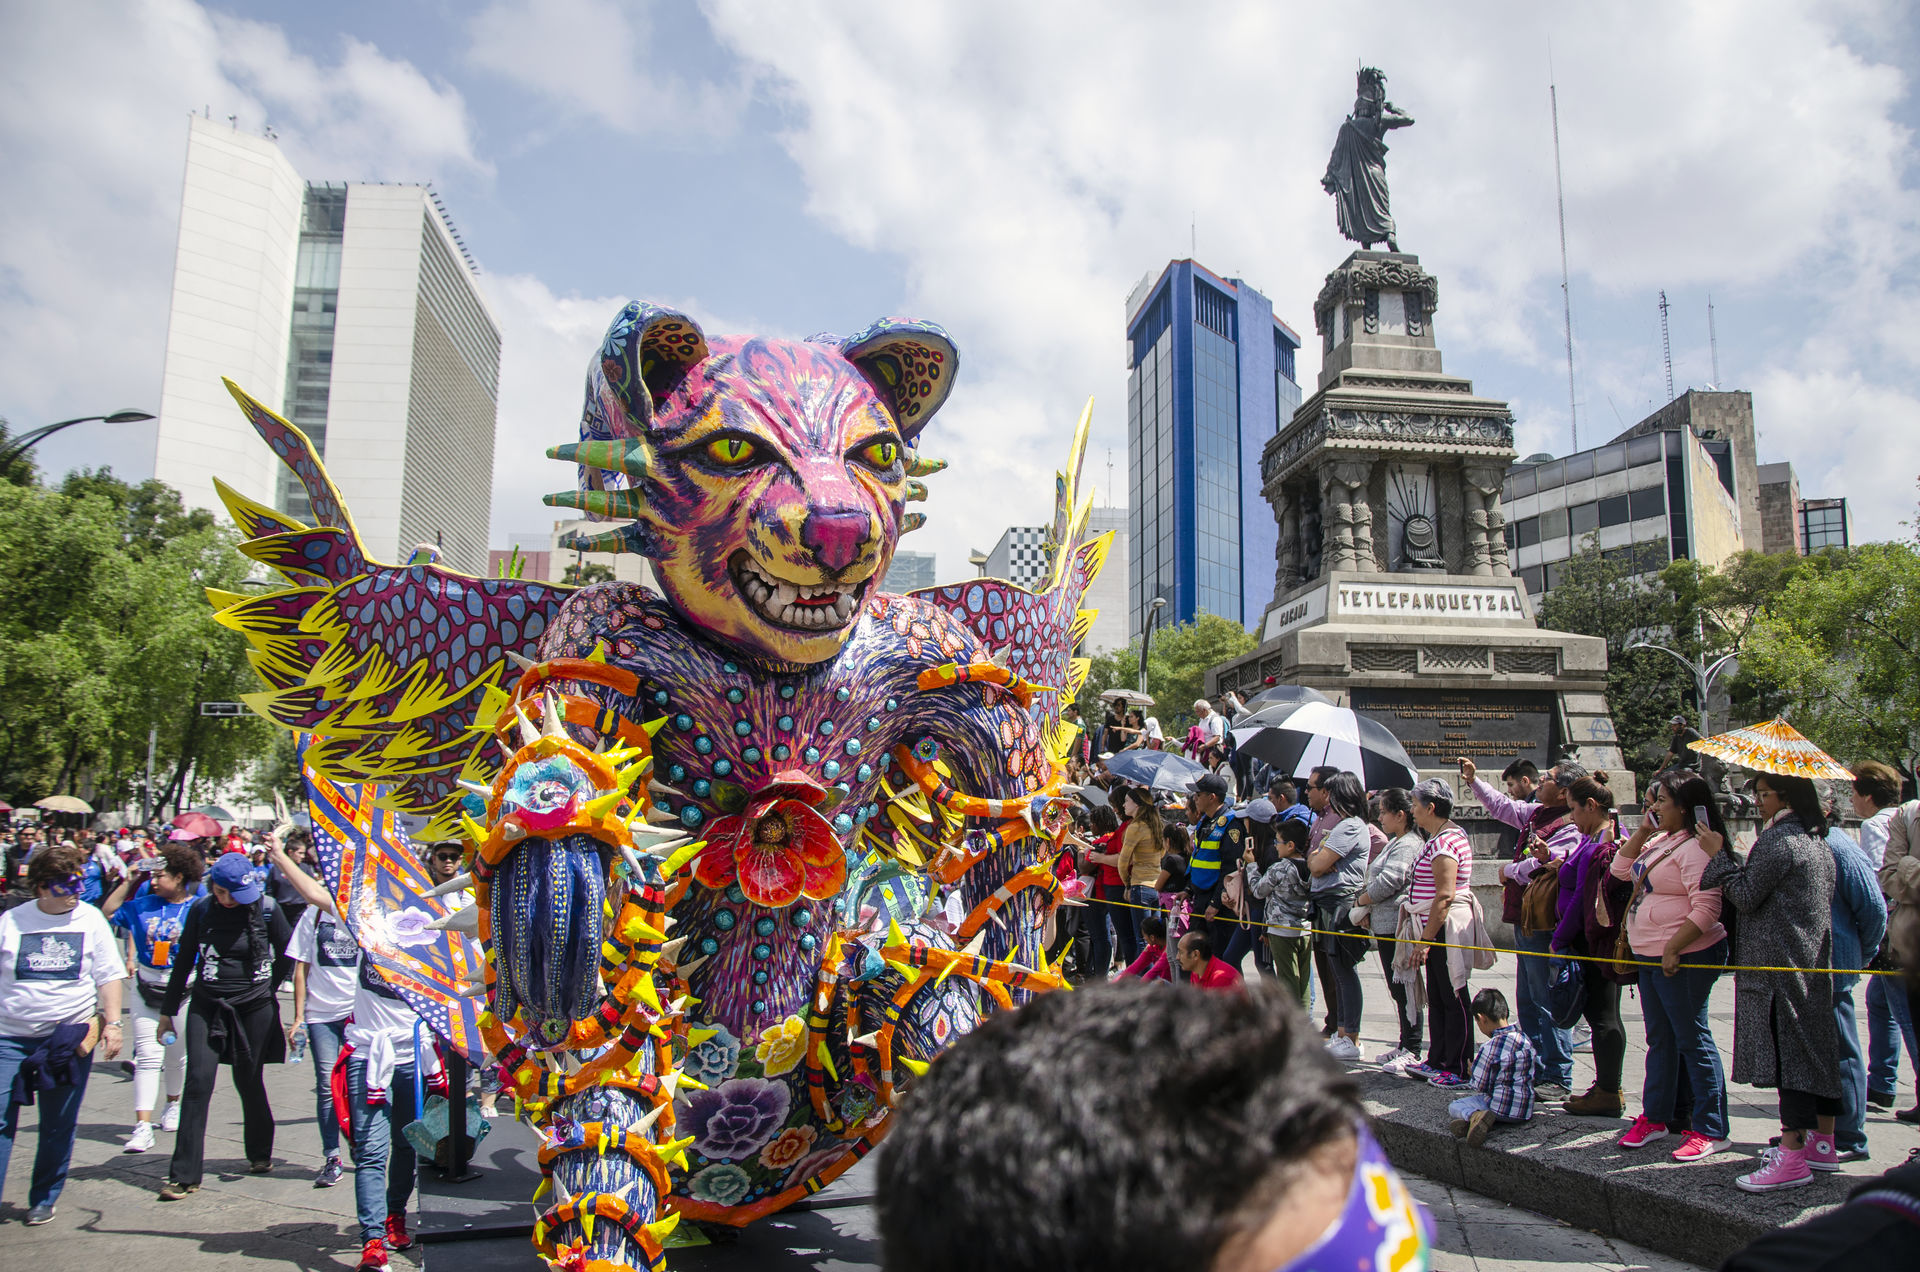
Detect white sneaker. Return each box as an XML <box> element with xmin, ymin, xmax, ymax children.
<box><xmin>1373</xmin><ymin>1047</ymin><xmax>1414</xmax><ymax>1070</ymax></box>
<box><xmin>124</xmin><ymin>1122</ymin><xmax>156</xmax><ymax>1154</ymax></box>
<box><xmin>1571</xmin><ymin>1023</ymin><xmax>1593</xmax><ymax>1052</ymax></box>
<box><xmin>160</xmin><ymin>1102</ymin><xmax>180</xmax><ymax>1132</ymax></box>
<box><xmin>1325</xmin><ymin>1036</ymin><xmax>1362</xmax><ymax>1062</ymax></box>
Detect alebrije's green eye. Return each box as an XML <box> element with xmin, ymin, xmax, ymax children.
<box><xmin>860</xmin><ymin>439</ymin><xmax>899</xmax><ymax>469</ymax></box>
<box><xmin>707</xmin><ymin>437</ymin><xmax>756</xmax><ymax>466</ymax></box>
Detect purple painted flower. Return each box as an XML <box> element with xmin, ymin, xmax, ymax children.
<box><xmin>680</xmin><ymin>1077</ymin><xmax>791</xmax><ymax>1162</ymax></box>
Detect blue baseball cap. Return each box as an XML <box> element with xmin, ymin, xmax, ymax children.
<box><xmin>207</xmin><ymin>852</ymin><xmax>262</xmax><ymax>903</ymax></box>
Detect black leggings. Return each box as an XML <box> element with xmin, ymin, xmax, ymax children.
<box><xmin>167</xmin><ymin>995</ymin><xmax>278</xmax><ymax>1187</ymax></box>
<box><xmin>1779</xmin><ymin>1089</ymin><xmax>1842</xmax><ymax>1132</ymax></box>
<box><xmin>1579</xmin><ymin>976</ymin><xmax>1627</xmax><ymax>1092</ymax></box>
<box><xmin>1378</xmin><ymin>944</ymin><xmax>1422</xmax><ymax>1052</ymax></box>
<box><xmin>1425</xmin><ymin>946</ymin><xmax>1473</xmax><ymax>1077</ymax></box>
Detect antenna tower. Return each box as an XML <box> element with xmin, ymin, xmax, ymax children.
<box><xmin>1658</xmin><ymin>290</ymin><xmax>1674</xmax><ymax>403</ymax></box>
<box><xmin>1551</xmin><ymin>79</ymin><xmax>1578</xmax><ymax>450</ymax></box>
<box><xmin>1707</xmin><ymin>295</ymin><xmax>1720</xmax><ymax>387</ymax></box>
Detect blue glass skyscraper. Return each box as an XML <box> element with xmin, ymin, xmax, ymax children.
<box><xmin>1125</xmin><ymin>260</ymin><xmax>1303</xmax><ymax>639</ymax></box>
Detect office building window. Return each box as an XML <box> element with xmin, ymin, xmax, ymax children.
<box><xmin>1627</xmin><ymin>433</ymin><xmax>1665</xmax><ymax>467</ymax></box>
<box><xmin>1506</xmin><ymin>466</ymin><xmax>1537</xmax><ymax>499</ymax></box>
<box><xmin>1514</xmin><ymin>517</ymin><xmax>1539</xmax><ymax>549</ymax></box>
<box><xmin>1569</xmin><ymin>501</ymin><xmax>1599</xmax><ymax>536</ymax></box>
<box><xmin>1194</xmin><ymin>280</ymin><xmax>1237</xmax><ymax>340</ymax></box>
<box><xmin>1520</xmin><ymin>565</ymin><xmax>1545</xmax><ymax>595</ymax></box>
<box><xmin>1599</xmin><ymin>494</ymin><xmax>1631</xmax><ymax>528</ymax></box>
<box><xmin>1540</xmin><ymin>507</ymin><xmax>1569</xmax><ymax>540</ymax></box>
<box><xmin>1628</xmin><ymin>485</ymin><xmax>1665</xmax><ymax>521</ymax></box>
<box><xmin>1273</xmin><ymin>327</ymin><xmax>1296</xmax><ymax>383</ymax></box>
<box><xmin>1800</xmin><ymin>501</ymin><xmax>1848</xmax><ymax>551</ymax></box>
<box><xmin>1193</xmin><ymin>322</ymin><xmax>1240</xmax><ymax>621</ymax></box>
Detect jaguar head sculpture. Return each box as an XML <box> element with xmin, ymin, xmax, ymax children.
<box><xmin>549</xmin><ymin>303</ymin><xmax>958</xmax><ymax>668</ymax></box>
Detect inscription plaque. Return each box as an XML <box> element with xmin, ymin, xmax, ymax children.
<box><xmin>1350</xmin><ymin>687</ymin><xmax>1556</xmax><ymax>772</ymax></box>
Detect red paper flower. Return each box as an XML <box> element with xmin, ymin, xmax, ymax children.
<box><xmin>692</xmin><ymin>772</ymin><xmax>847</xmax><ymax>908</ymax></box>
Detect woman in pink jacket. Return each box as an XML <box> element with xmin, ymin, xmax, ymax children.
<box><xmin>1610</xmin><ymin>771</ymin><xmax>1730</xmax><ymax>1163</ymax></box>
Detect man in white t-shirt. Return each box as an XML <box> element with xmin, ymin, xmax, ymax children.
<box><xmin>0</xmin><ymin>843</ymin><xmax>127</xmax><ymax>1224</ymax></box>
<box><xmin>287</xmin><ymin>904</ymin><xmax>361</xmax><ymax>1187</ymax></box>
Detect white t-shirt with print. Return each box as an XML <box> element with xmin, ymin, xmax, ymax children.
<box><xmin>0</xmin><ymin>901</ymin><xmax>126</xmax><ymax>1038</ymax></box>
<box><xmin>286</xmin><ymin>907</ymin><xmax>363</xmax><ymax>1025</ymax></box>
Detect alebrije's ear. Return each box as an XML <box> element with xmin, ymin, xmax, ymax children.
<box><xmin>595</xmin><ymin>302</ymin><xmax>709</xmax><ymax>433</ymax></box>
<box><xmin>840</xmin><ymin>319</ymin><xmax>959</xmax><ymax>444</ymax></box>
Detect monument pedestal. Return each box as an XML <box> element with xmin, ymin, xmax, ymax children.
<box><xmin>1208</xmin><ymin>251</ymin><xmax>1625</xmax><ymax>893</ymax></box>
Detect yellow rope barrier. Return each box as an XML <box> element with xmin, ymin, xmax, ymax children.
<box><xmin>1089</xmin><ymin>893</ymin><xmax>1901</xmax><ymax>978</ymax></box>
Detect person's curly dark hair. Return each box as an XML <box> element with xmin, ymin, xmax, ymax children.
<box><xmin>160</xmin><ymin>843</ymin><xmax>206</xmax><ymax>883</ymax></box>
<box><xmin>876</xmin><ymin>981</ymin><xmax>1360</xmax><ymax>1271</ymax></box>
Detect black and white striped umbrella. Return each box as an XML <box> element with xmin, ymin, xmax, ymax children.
<box><xmin>1232</xmin><ymin>700</ymin><xmax>1420</xmax><ymax>791</ymax></box>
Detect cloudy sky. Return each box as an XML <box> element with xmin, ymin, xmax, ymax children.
<box><xmin>4</xmin><ymin>0</ymin><xmax>1916</xmax><ymax>575</ymax></box>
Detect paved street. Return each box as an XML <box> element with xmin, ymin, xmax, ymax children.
<box><xmin>0</xmin><ymin>988</ymin><xmax>1742</xmax><ymax>1270</ymax></box>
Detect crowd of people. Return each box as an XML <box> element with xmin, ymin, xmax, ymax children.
<box><xmin>0</xmin><ymin>818</ymin><xmax>474</xmax><ymax>1269</ymax></box>
<box><xmin>1049</xmin><ymin>745</ymin><xmax>1920</xmax><ymax>1196</ymax></box>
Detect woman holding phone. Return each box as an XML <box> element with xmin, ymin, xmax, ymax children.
<box><xmin>1610</xmin><ymin>772</ymin><xmax>1730</xmax><ymax>1162</ymax></box>
<box><xmin>101</xmin><ymin>845</ymin><xmax>204</xmax><ymax>1153</ymax></box>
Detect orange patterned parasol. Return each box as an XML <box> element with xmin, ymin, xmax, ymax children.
<box><xmin>1688</xmin><ymin>717</ymin><xmax>1853</xmax><ymax>780</ymax></box>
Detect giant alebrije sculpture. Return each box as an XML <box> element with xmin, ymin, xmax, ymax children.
<box><xmin>210</xmin><ymin>302</ymin><xmax>1110</xmax><ymax>1270</ymax></box>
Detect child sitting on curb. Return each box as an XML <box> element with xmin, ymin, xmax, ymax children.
<box><xmin>1449</xmin><ymin>988</ymin><xmax>1537</xmax><ymax>1148</ymax></box>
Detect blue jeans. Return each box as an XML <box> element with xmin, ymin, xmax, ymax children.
<box><xmin>1447</xmin><ymin>1092</ymin><xmax>1527</xmax><ymax>1124</ymax></box>
<box><xmin>1637</xmin><ymin>939</ymin><xmax>1728</xmax><ymax>1140</ymax></box>
<box><xmin>0</xmin><ymin>1033</ymin><xmax>94</xmax><ymax>1210</ymax></box>
<box><xmin>347</xmin><ymin>1057</ymin><xmax>419</xmax><ymax>1243</ymax></box>
<box><xmin>308</xmin><ymin>1018</ymin><xmax>347</xmax><ymax>1157</ymax></box>
<box><xmin>1866</xmin><ymin>973</ymin><xmax>1916</xmax><ymax>1097</ymax></box>
<box><xmin>1834</xmin><ymin>984</ymin><xmax>1868</xmax><ymax>1154</ymax></box>
<box><xmin>1514</xmin><ymin>930</ymin><xmax>1572</xmax><ymax>1085</ymax></box>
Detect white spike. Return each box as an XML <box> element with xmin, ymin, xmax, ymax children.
<box><xmin>633</xmin><ymin>1102</ymin><xmax>668</xmax><ymax>1136</ymax></box>
<box><xmin>852</xmin><ymin>1030</ymin><xmax>881</xmax><ymax>1049</ymax></box>
<box><xmin>551</xmin><ymin>1174</ymin><xmax>575</xmax><ymax>1207</ymax></box>
<box><xmin>541</xmin><ymin>692</ymin><xmax>568</xmax><ymax>739</ymax></box>
<box><xmin>962</xmin><ymin>928</ymin><xmax>987</xmax><ymax>956</ymax></box>
<box><xmin>513</xmin><ymin>705</ymin><xmax>539</xmax><ymax>747</ymax></box>
<box><xmin>506</xmin><ymin>650</ymin><xmax>538</xmax><ymax>673</ymax></box>
<box><xmin>675</xmin><ymin>954</ymin><xmax>710</xmax><ymax>979</ymax></box>
<box><xmin>427</xmin><ymin>905</ymin><xmax>481</xmax><ymax>935</ymax></box>
<box><xmin>619</xmin><ymin>845</ymin><xmax>646</xmax><ymax>879</ymax></box>
<box><xmin>648</xmin><ymin>780</ymin><xmax>686</xmax><ymax>800</ymax></box>
<box><xmin>629</xmin><ymin>824</ymin><xmax>692</xmax><ymax>852</ymax></box>
<box><xmin>658</xmin><ymin>1070</ymin><xmax>683</xmax><ymax>1097</ymax></box>
<box><xmin>457</xmin><ymin>778</ymin><xmax>492</xmax><ymax>800</ymax></box>
<box><xmin>501</xmin><ymin>821</ymin><xmax>527</xmax><ymax>842</ymax></box>
<box><xmin>427</xmin><ymin>871</ymin><xmax>473</xmax><ymax>898</ymax></box>
<box><xmin>656</xmin><ymin>936</ymin><xmax>688</xmax><ymax>963</ymax></box>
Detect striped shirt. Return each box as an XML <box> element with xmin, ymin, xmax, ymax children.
<box><xmin>1469</xmin><ymin>1023</ymin><xmax>1537</xmax><ymax>1121</ymax></box>
<box><xmin>1405</xmin><ymin>826</ymin><xmax>1473</xmax><ymax>909</ymax></box>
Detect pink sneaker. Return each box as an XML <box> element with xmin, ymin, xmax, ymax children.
<box><xmin>1736</xmin><ymin>1145</ymin><xmax>1813</xmax><ymax>1193</ymax></box>
<box><xmin>1617</xmin><ymin>1115</ymin><xmax>1669</xmax><ymax>1149</ymax></box>
<box><xmin>1804</xmin><ymin>1131</ymin><xmax>1841</xmax><ymax>1173</ymax></box>
<box><xmin>1670</xmin><ymin>1131</ymin><xmax>1731</xmax><ymax>1162</ymax></box>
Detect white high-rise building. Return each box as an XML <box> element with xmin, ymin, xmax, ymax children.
<box><xmin>152</xmin><ymin>115</ymin><xmax>500</xmax><ymax>573</ymax></box>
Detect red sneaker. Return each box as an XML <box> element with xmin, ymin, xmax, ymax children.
<box><xmin>357</xmin><ymin>1238</ymin><xmax>389</xmax><ymax>1270</ymax></box>
<box><xmin>385</xmin><ymin>1213</ymin><xmax>413</xmax><ymax>1251</ymax></box>
<box><xmin>1617</xmin><ymin>1115</ymin><xmax>1669</xmax><ymax>1149</ymax></box>
<box><xmin>1670</xmin><ymin>1131</ymin><xmax>1731</xmax><ymax>1163</ymax></box>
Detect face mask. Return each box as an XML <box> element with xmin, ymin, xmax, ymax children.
<box><xmin>1265</xmin><ymin>1124</ymin><xmax>1431</xmax><ymax>1272</ymax></box>
<box><xmin>47</xmin><ymin>874</ymin><xmax>83</xmax><ymax>897</ymax></box>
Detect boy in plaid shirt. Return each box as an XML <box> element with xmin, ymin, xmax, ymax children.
<box><xmin>1449</xmin><ymin>988</ymin><xmax>1537</xmax><ymax>1147</ymax></box>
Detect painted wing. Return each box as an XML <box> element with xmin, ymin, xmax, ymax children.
<box><xmin>304</xmin><ymin>763</ymin><xmax>486</xmax><ymax>1063</ymax></box>
<box><xmin>911</xmin><ymin>399</ymin><xmax>1110</xmax><ymax>760</ymax></box>
<box><xmin>209</xmin><ymin>380</ymin><xmax>573</xmax><ymax>838</ymax></box>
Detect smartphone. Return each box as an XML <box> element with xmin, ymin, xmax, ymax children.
<box><xmin>1692</xmin><ymin>805</ymin><xmax>1710</xmax><ymax>830</ymax></box>
<box><xmin>134</xmin><ymin>857</ymin><xmax>162</xmax><ymax>873</ymax></box>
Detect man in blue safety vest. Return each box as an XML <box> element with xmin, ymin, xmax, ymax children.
<box><xmin>1187</xmin><ymin>773</ymin><xmax>1250</xmax><ymax>975</ymax></box>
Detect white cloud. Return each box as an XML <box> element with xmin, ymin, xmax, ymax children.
<box><xmin>695</xmin><ymin>0</ymin><xmax>1918</xmax><ymax>555</ymax></box>
<box><xmin>465</xmin><ymin>0</ymin><xmax>743</xmax><ymax>138</ymax></box>
<box><xmin>0</xmin><ymin>0</ymin><xmax>486</xmax><ymax>474</ymax></box>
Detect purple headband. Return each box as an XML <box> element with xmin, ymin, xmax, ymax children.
<box><xmin>1269</xmin><ymin>1123</ymin><xmax>1432</xmax><ymax>1272</ymax></box>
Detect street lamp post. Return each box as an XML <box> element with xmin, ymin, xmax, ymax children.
<box><xmin>0</xmin><ymin>409</ymin><xmax>157</xmax><ymax>474</ymax></box>
<box><xmin>1626</xmin><ymin>640</ymin><xmax>1740</xmax><ymax>737</ymax></box>
<box><xmin>1138</xmin><ymin>596</ymin><xmax>1167</xmax><ymax>695</ymax></box>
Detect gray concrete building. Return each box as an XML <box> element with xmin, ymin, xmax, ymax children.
<box><xmin>883</xmin><ymin>549</ymin><xmax>937</xmax><ymax>593</ymax></box>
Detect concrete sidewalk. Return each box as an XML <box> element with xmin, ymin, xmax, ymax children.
<box><xmin>1309</xmin><ymin>947</ymin><xmax>1920</xmax><ymax>1267</ymax></box>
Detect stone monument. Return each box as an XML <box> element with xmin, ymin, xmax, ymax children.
<box><xmin>1208</xmin><ymin>71</ymin><xmax>1625</xmax><ymax>841</ymax></box>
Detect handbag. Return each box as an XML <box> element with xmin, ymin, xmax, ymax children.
<box><xmin>1518</xmin><ymin>860</ymin><xmax>1562</xmax><ymax>937</ymax></box>
<box><xmin>1545</xmin><ymin>954</ymin><xmax>1587</xmax><ymax>1029</ymax></box>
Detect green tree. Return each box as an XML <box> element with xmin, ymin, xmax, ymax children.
<box><xmin>564</xmin><ymin>560</ymin><xmax>615</xmax><ymax>585</ymax></box>
<box><xmin>1737</xmin><ymin>542</ymin><xmax>1920</xmax><ymax>773</ymax></box>
<box><xmin>1077</xmin><ymin>612</ymin><xmax>1257</xmax><ymax>739</ymax></box>
<box><xmin>0</xmin><ymin>420</ymin><xmax>38</xmax><ymax>487</ymax></box>
<box><xmin>0</xmin><ymin>470</ymin><xmax>271</xmax><ymax>813</ymax></box>
<box><xmin>1535</xmin><ymin>535</ymin><xmax>1693</xmax><ymax>775</ymax></box>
